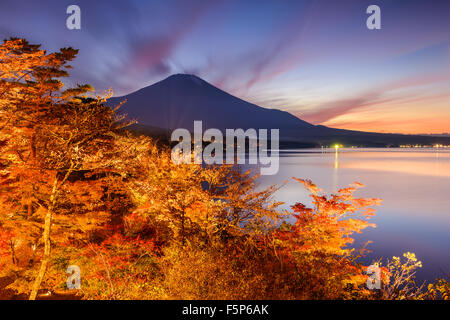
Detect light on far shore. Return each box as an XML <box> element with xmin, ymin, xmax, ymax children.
<box><xmin>399</xmin><ymin>144</ymin><xmax>449</xmax><ymax>148</ymax></box>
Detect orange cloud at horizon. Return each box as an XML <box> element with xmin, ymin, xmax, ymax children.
<box><xmin>319</xmin><ymin>97</ymin><xmax>450</xmax><ymax>134</ymax></box>
<box><xmin>322</xmin><ymin>117</ymin><xmax>450</xmax><ymax>135</ymax></box>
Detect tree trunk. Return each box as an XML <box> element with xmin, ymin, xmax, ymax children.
<box><xmin>181</xmin><ymin>212</ymin><xmax>185</xmax><ymax>245</ymax></box>
<box><xmin>29</xmin><ymin>177</ymin><xmax>58</xmax><ymax>300</ymax></box>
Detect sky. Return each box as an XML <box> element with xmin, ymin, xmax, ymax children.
<box><xmin>1</xmin><ymin>0</ymin><xmax>449</xmax><ymax>134</ymax></box>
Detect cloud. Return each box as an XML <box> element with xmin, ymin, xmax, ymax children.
<box><xmin>300</xmin><ymin>71</ymin><xmax>450</xmax><ymax>124</ymax></box>
<box><xmin>209</xmin><ymin>1</ymin><xmax>321</xmax><ymax>94</ymax></box>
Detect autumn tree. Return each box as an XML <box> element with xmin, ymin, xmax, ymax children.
<box><xmin>270</xmin><ymin>179</ymin><xmax>382</xmax><ymax>298</ymax></box>
<box><xmin>0</xmin><ymin>38</ymin><xmax>131</xmax><ymax>299</ymax></box>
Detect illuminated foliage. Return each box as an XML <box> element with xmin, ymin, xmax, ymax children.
<box><xmin>0</xmin><ymin>38</ymin><xmax>131</xmax><ymax>299</ymax></box>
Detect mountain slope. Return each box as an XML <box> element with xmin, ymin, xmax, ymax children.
<box><xmin>109</xmin><ymin>74</ymin><xmax>450</xmax><ymax>147</ymax></box>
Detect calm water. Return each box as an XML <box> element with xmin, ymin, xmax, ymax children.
<box><xmin>254</xmin><ymin>148</ymin><xmax>450</xmax><ymax>282</ymax></box>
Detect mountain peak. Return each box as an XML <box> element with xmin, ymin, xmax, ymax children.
<box><xmin>165</xmin><ymin>73</ymin><xmax>205</xmax><ymax>85</ymax></box>
<box><xmin>168</xmin><ymin>73</ymin><xmax>198</xmax><ymax>78</ymax></box>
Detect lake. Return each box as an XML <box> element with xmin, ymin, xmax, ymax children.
<box><xmin>254</xmin><ymin>148</ymin><xmax>450</xmax><ymax>282</ymax></box>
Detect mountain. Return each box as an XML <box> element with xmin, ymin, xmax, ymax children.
<box><xmin>109</xmin><ymin>74</ymin><xmax>450</xmax><ymax>147</ymax></box>
<box><xmin>110</xmin><ymin>74</ymin><xmax>312</xmax><ymax>131</ymax></box>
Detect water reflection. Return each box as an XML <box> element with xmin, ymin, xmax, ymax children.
<box><xmin>255</xmin><ymin>148</ymin><xmax>450</xmax><ymax>281</ymax></box>
<box><xmin>333</xmin><ymin>148</ymin><xmax>339</xmax><ymax>192</ymax></box>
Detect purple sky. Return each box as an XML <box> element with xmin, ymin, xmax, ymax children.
<box><xmin>1</xmin><ymin>0</ymin><xmax>449</xmax><ymax>133</ymax></box>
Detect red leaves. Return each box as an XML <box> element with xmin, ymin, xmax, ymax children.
<box><xmin>273</xmin><ymin>178</ymin><xmax>381</xmax><ymax>279</ymax></box>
